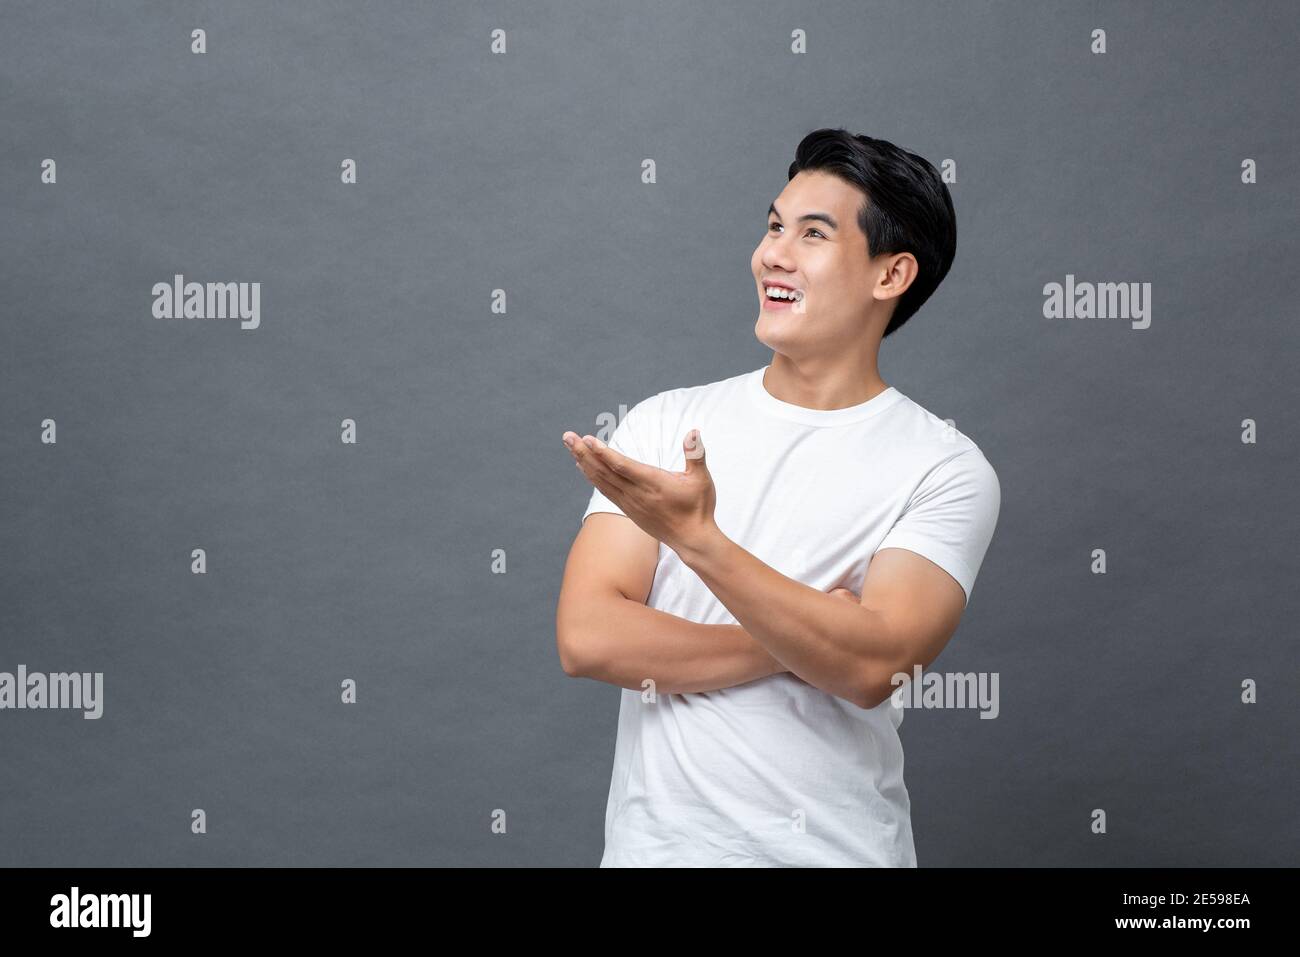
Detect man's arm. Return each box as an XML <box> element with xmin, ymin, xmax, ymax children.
<box><xmin>564</xmin><ymin>427</ymin><xmax>991</xmax><ymax>710</ymax></box>
<box><xmin>677</xmin><ymin>533</ymin><xmax>967</xmax><ymax>710</ymax></box>
<box><xmin>555</xmin><ymin>513</ymin><xmax>788</xmax><ymax>694</ymax></box>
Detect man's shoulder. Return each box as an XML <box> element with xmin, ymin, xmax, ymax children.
<box><xmin>885</xmin><ymin>390</ymin><xmax>997</xmax><ymax>475</ymax></box>
<box><xmin>636</xmin><ymin>368</ymin><xmax>755</xmax><ymax>415</ymax></box>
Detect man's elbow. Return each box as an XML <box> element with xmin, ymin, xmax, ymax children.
<box><xmin>857</xmin><ymin>662</ymin><xmax>907</xmax><ymax>711</ymax></box>
<box><xmin>558</xmin><ymin>639</ymin><xmax>589</xmax><ymax>678</ymax></box>
<box><xmin>857</xmin><ymin>680</ymin><xmax>897</xmax><ymax>711</ymax></box>
<box><xmin>556</xmin><ymin>616</ymin><xmax>600</xmax><ymax>679</ymax></box>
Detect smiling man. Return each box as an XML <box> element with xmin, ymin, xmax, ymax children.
<box><xmin>556</xmin><ymin>128</ymin><xmax>1001</xmax><ymax>867</ymax></box>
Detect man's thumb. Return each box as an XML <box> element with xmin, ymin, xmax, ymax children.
<box><xmin>684</xmin><ymin>429</ymin><xmax>707</xmax><ymax>468</ymax></box>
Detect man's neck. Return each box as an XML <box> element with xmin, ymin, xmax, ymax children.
<box><xmin>762</xmin><ymin>354</ymin><xmax>890</xmax><ymax>411</ymax></box>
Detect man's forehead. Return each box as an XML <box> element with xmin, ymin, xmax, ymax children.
<box><xmin>773</xmin><ymin>172</ymin><xmax>862</xmax><ymax>220</ymax></box>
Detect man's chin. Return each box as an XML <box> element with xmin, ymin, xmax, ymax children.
<box><xmin>754</xmin><ymin>313</ymin><xmax>809</xmax><ymax>349</ymax></box>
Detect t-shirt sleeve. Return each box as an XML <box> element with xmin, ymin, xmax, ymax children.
<box><xmin>874</xmin><ymin>448</ymin><xmax>1001</xmax><ymax>606</ymax></box>
<box><xmin>579</xmin><ymin>395</ymin><xmax>660</xmax><ymax>524</ymax></box>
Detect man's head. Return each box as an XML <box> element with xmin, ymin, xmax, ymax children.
<box><xmin>751</xmin><ymin>128</ymin><xmax>956</xmax><ymax>357</ymax></box>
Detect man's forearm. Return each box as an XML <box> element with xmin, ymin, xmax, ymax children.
<box><xmin>568</xmin><ymin>595</ymin><xmax>786</xmax><ymax>695</ymax></box>
<box><xmin>675</xmin><ymin>528</ymin><xmax>894</xmax><ymax>707</ymax></box>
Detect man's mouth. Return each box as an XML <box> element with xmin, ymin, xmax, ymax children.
<box><xmin>762</xmin><ymin>286</ymin><xmax>804</xmax><ymax>310</ymax></box>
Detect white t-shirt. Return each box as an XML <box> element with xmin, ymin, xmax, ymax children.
<box><xmin>580</xmin><ymin>365</ymin><xmax>1001</xmax><ymax>866</ymax></box>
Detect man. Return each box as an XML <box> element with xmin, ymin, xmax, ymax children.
<box><xmin>556</xmin><ymin>128</ymin><xmax>1000</xmax><ymax>867</ymax></box>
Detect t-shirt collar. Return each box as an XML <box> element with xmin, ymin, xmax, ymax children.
<box><xmin>744</xmin><ymin>365</ymin><xmax>902</xmax><ymax>427</ymax></box>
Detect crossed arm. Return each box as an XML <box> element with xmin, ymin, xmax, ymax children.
<box><xmin>555</xmin><ymin>430</ymin><xmax>969</xmax><ymax>709</ymax></box>
<box><xmin>556</xmin><ymin>512</ymin><xmax>789</xmax><ymax>695</ymax></box>
<box><xmin>556</xmin><ymin>510</ymin><xmax>967</xmax><ymax>709</ymax></box>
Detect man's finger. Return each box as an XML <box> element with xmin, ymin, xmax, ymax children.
<box><xmin>573</xmin><ymin>437</ymin><xmax>633</xmax><ymax>493</ymax></box>
<box><xmin>583</xmin><ymin>465</ymin><xmax>625</xmax><ymax>506</ymax></box>
<box><xmin>584</xmin><ymin>436</ymin><xmax>659</xmax><ymax>483</ymax></box>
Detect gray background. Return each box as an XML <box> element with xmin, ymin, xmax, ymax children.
<box><xmin>2</xmin><ymin>0</ymin><xmax>1296</xmax><ymax>866</ymax></box>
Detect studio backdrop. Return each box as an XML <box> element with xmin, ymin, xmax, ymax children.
<box><xmin>1</xmin><ymin>0</ymin><xmax>1296</xmax><ymax>866</ymax></box>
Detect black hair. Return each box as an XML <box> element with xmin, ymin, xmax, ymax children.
<box><xmin>786</xmin><ymin>128</ymin><xmax>956</xmax><ymax>338</ymax></box>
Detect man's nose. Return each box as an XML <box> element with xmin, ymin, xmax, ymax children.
<box><xmin>762</xmin><ymin>235</ymin><xmax>796</xmax><ymax>267</ymax></box>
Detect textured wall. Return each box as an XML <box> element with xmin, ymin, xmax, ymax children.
<box><xmin>1</xmin><ymin>0</ymin><xmax>1296</xmax><ymax>866</ymax></box>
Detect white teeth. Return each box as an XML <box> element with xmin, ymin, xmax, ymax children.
<box><xmin>765</xmin><ymin>287</ymin><xmax>802</xmax><ymax>301</ymax></box>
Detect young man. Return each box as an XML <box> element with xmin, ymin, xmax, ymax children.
<box><xmin>556</xmin><ymin>128</ymin><xmax>1000</xmax><ymax>867</ymax></box>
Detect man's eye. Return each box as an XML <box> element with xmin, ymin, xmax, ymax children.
<box><xmin>768</xmin><ymin>222</ymin><xmax>824</xmax><ymax>239</ymax></box>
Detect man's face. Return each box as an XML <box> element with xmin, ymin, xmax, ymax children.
<box><xmin>750</xmin><ymin>170</ymin><xmax>885</xmax><ymax>356</ymax></box>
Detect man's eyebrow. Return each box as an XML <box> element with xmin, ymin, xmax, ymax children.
<box><xmin>768</xmin><ymin>201</ymin><xmax>838</xmax><ymax>231</ymax></box>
